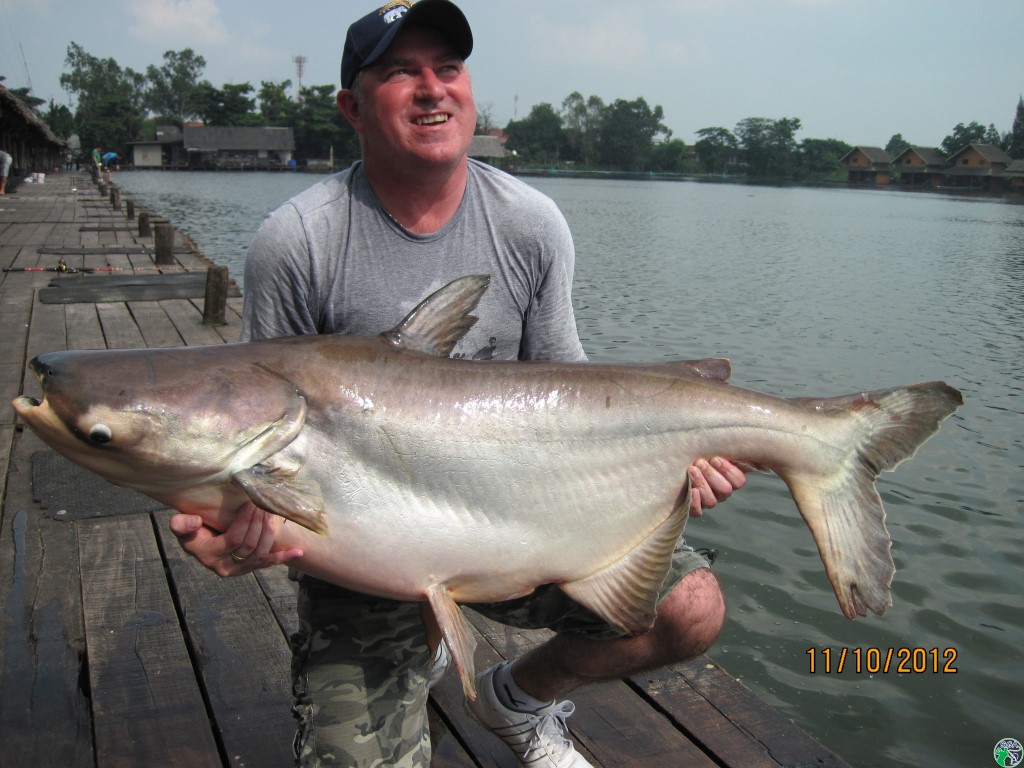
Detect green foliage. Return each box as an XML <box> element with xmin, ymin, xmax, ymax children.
<box><xmin>561</xmin><ymin>92</ymin><xmax>604</xmax><ymax>167</ymax></box>
<box><xmin>734</xmin><ymin>116</ymin><xmax>802</xmax><ymax>177</ymax></box>
<box><xmin>60</xmin><ymin>42</ymin><xmax>148</xmax><ymax>155</ymax></box>
<box><xmin>798</xmin><ymin>137</ymin><xmax>852</xmax><ymax>180</ymax></box>
<box><xmin>648</xmin><ymin>139</ymin><xmax>695</xmax><ymax>174</ymax></box>
<box><xmin>694</xmin><ymin>127</ymin><xmax>738</xmax><ymax>174</ymax></box>
<box><xmin>596</xmin><ymin>97</ymin><xmax>670</xmax><ymax>172</ymax></box>
<box><xmin>42</xmin><ymin>100</ymin><xmax>75</xmax><ymax>141</ymax></box>
<box><xmin>145</xmin><ymin>49</ymin><xmax>207</xmax><ymax>126</ymax></box>
<box><xmin>885</xmin><ymin>133</ymin><xmax>911</xmax><ymax>156</ymax></box>
<box><xmin>505</xmin><ymin>103</ymin><xmax>566</xmax><ymax>164</ymax></box>
<box><xmin>1007</xmin><ymin>96</ymin><xmax>1024</xmax><ymax>159</ymax></box>
<box><xmin>940</xmin><ymin>121</ymin><xmax>1002</xmax><ymax>155</ymax></box>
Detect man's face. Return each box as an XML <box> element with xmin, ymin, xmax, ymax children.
<box><xmin>342</xmin><ymin>25</ymin><xmax>476</xmax><ymax>173</ymax></box>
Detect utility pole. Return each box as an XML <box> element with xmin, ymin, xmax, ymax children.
<box><xmin>293</xmin><ymin>55</ymin><xmax>307</xmax><ymax>102</ymax></box>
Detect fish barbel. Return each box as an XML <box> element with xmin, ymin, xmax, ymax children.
<box><xmin>12</xmin><ymin>275</ymin><xmax>963</xmax><ymax>698</ymax></box>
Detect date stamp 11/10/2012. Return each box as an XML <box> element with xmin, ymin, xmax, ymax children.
<box><xmin>806</xmin><ymin>647</ymin><xmax>958</xmax><ymax>674</ymax></box>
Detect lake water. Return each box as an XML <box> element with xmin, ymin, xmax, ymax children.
<box><xmin>116</xmin><ymin>170</ymin><xmax>1024</xmax><ymax>768</ymax></box>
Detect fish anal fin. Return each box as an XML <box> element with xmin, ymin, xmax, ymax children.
<box><xmin>381</xmin><ymin>275</ymin><xmax>491</xmax><ymax>357</ymax></box>
<box><xmin>559</xmin><ymin>501</ymin><xmax>688</xmax><ymax>636</ymax></box>
<box><xmin>425</xmin><ymin>583</ymin><xmax>478</xmax><ymax>700</ymax></box>
<box><xmin>232</xmin><ymin>467</ymin><xmax>328</xmax><ymax>535</ymax></box>
<box><xmin>786</xmin><ymin>469</ymin><xmax>893</xmax><ymax>619</ymax></box>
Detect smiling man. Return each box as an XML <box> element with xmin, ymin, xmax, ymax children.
<box><xmin>169</xmin><ymin>2</ymin><xmax>745</xmax><ymax>766</ymax></box>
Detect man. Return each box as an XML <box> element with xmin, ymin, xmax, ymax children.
<box><xmin>0</xmin><ymin>149</ymin><xmax>11</xmax><ymax>195</ymax></box>
<box><xmin>170</xmin><ymin>2</ymin><xmax>745</xmax><ymax>766</ymax></box>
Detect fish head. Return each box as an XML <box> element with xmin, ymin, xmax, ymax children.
<box><xmin>13</xmin><ymin>348</ymin><xmax>308</xmax><ymax>494</ymax></box>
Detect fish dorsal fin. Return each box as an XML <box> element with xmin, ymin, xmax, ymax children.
<box><xmin>381</xmin><ymin>275</ymin><xmax>491</xmax><ymax>357</ymax></box>
<box><xmin>559</xmin><ymin>493</ymin><xmax>690</xmax><ymax>636</ymax></box>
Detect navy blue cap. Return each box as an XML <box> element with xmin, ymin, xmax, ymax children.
<box><xmin>340</xmin><ymin>0</ymin><xmax>473</xmax><ymax>90</ymax></box>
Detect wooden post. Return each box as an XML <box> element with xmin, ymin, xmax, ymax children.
<box><xmin>110</xmin><ymin>187</ymin><xmax>121</xmax><ymax>211</ymax></box>
<box><xmin>154</xmin><ymin>222</ymin><xmax>176</xmax><ymax>265</ymax></box>
<box><xmin>126</xmin><ymin>198</ymin><xmax>136</xmax><ymax>220</ymax></box>
<box><xmin>202</xmin><ymin>266</ymin><xmax>229</xmax><ymax>326</ymax></box>
<box><xmin>138</xmin><ymin>211</ymin><xmax>152</xmax><ymax>238</ymax></box>
<box><xmin>98</xmin><ymin>181</ymin><xmax>107</xmax><ymax>197</ymax></box>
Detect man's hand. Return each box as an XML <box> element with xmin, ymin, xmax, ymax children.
<box><xmin>168</xmin><ymin>502</ymin><xmax>303</xmax><ymax>577</ymax></box>
<box><xmin>688</xmin><ymin>457</ymin><xmax>746</xmax><ymax>517</ymax></box>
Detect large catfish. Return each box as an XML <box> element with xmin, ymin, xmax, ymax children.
<box><xmin>12</xmin><ymin>275</ymin><xmax>962</xmax><ymax>699</ymax></box>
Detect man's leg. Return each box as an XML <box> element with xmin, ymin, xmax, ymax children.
<box><xmin>507</xmin><ymin>567</ymin><xmax>724</xmax><ymax>700</ymax></box>
<box><xmin>468</xmin><ymin>543</ymin><xmax>723</xmax><ymax>768</ymax></box>
<box><xmin>291</xmin><ymin>579</ymin><xmax>433</xmax><ymax>768</ymax></box>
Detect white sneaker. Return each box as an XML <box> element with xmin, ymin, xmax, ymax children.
<box><xmin>466</xmin><ymin>663</ymin><xmax>594</xmax><ymax>768</ymax></box>
<box><xmin>428</xmin><ymin>642</ymin><xmax>450</xmax><ymax>689</ymax></box>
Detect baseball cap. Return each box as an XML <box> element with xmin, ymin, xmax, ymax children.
<box><xmin>341</xmin><ymin>0</ymin><xmax>474</xmax><ymax>90</ymax></box>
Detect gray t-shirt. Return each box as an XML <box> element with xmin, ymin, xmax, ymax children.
<box><xmin>241</xmin><ymin>159</ymin><xmax>585</xmax><ymax>363</ymax></box>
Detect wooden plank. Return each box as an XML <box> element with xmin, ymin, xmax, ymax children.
<box><xmin>79</xmin><ymin>514</ymin><xmax>222</xmax><ymax>768</ymax></box>
<box><xmin>154</xmin><ymin>511</ymin><xmax>297</xmax><ymax>768</ymax></box>
<box><xmin>96</xmin><ymin>302</ymin><xmax>146</xmax><ymax>349</ymax></box>
<box><xmin>128</xmin><ymin>301</ymin><xmax>185</xmax><ymax>348</ymax></box>
<box><xmin>65</xmin><ymin>303</ymin><xmax>106</xmax><ymax>350</ymax></box>
<box><xmin>161</xmin><ymin>298</ymin><xmax>229</xmax><ymax>346</ymax></box>
<box><xmin>0</xmin><ymin>431</ymin><xmax>92</xmax><ymax>768</ymax></box>
<box><xmin>634</xmin><ymin>661</ymin><xmax>853</xmax><ymax>768</ymax></box>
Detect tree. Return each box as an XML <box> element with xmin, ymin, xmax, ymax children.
<box><xmin>193</xmin><ymin>82</ymin><xmax>259</xmax><ymax>126</ymax></box>
<box><xmin>693</xmin><ymin>127</ymin><xmax>738</xmax><ymax>174</ymax></box>
<box><xmin>561</xmin><ymin>92</ymin><xmax>604</xmax><ymax>167</ymax></box>
<box><xmin>595</xmin><ymin>97</ymin><xmax>670</xmax><ymax>171</ymax></box>
<box><xmin>42</xmin><ymin>100</ymin><xmax>75</xmax><ymax>140</ymax></box>
<box><xmin>145</xmin><ymin>49</ymin><xmax>207</xmax><ymax>126</ymax></box>
<box><xmin>505</xmin><ymin>103</ymin><xmax>565</xmax><ymax>164</ymax></box>
<box><xmin>292</xmin><ymin>84</ymin><xmax>343</xmax><ymax>161</ymax></box>
<box><xmin>798</xmin><ymin>137</ymin><xmax>852</xmax><ymax>180</ymax></box>
<box><xmin>648</xmin><ymin>138</ymin><xmax>693</xmax><ymax>174</ymax></box>
<box><xmin>1007</xmin><ymin>95</ymin><xmax>1024</xmax><ymax>159</ymax></box>
<box><xmin>940</xmin><ymin>121</ymin><xmax>1001</xmax><ymax>154</ymax></box>
<box><xmin>258</xmin><ymin>80</ymin><xmax>296</xmax><ymax>126</ymax></box>
<box><xmin>60</xmin><ymin>42</ymin><xmax>148</xmax><ymax>153</ymax></box>
<box><xmin>885</xmin><ymin>133</ymin><xmax>911</xmax><ymax>156</ymax></box>
<box><xmin>734</xmin><ymin>116</ymin><xmax>802</xmax><ymax>177</ymax></box>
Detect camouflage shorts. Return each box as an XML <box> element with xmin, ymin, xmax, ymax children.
<box><xmin>290</xmin><ymin>540</ymin><xmax>713</xmax><ymax>767</ymax></box>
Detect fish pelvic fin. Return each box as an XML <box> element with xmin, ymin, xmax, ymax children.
<box><xmin>425</xmin><ymin>583</ymin><xmax>478</xmax><ymax>700</ymax></box>
<box><xmin>558</xmin><ymin>498</ymin><xmax>689</xmax><ymax>636</ymax></box>
<box><xmin>381</xmin><ymin>275</ymin><xmax>491</xmax><ymax>357</ymax></box>
<box><xmin>787</xmin><ymin>381</ymin><xmax>963</xmax><ymax>619</ymax></box>
<box><xmin>232</xmin><ymin>467</ymin><xmax>328</xmax><ymax>535</ymax></box>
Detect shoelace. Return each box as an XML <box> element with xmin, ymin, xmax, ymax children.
<box><xmin>522</xmin><ymin>701</ymin><xmax>577</xmax><ymax>762</ymax></box>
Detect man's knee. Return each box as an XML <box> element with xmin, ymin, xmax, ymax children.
<box><xmin>654</xmin><ymin>567</ymin><xmax>726</xmax><ymax>659</ymax></box>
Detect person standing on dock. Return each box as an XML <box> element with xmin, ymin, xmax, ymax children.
<box><xmin>0</xmin><ymin>149</ymin><xmax>12</xmax><ymax>195</ymax></box>
<box><xmin>169</xmin><ymin>2</ymin><xmax>746</xmax><ymax>767</ymax></box>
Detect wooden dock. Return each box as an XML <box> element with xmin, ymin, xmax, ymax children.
<box><xmin>0</xmin><ymin>174</ymin><xmax>851</xmax><ymax>767</ymax></box>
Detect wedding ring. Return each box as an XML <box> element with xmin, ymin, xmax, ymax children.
<box><xmin>230</xmin><ymin>550</ymin><xmax>248</xmax><ymax>563</ymax></box>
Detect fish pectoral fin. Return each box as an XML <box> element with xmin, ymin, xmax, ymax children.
<box><xmin>424</xmin><ymin>584</ymin><xmax>478</xmax><ymax>700</ymax></box>
<box><xmin>232</xmin><ymin>466</ymin><xmax>328</xmax><ymax>535</ymax></box>
<box><xmin>559</xmin><ymin>502</ymin><xmax>688</xmax><ymax>636</ymax></box>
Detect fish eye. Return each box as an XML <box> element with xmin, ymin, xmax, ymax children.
<box><xmin>88</xmin><ymin>424</ymin><xmax>113</xmax><ymax>445</ymax></box>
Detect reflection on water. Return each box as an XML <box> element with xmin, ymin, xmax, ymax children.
<box><xmin>118</xmin><ymin>171</ymin><xmax>1024</xmax><ymax>768</ymax></box>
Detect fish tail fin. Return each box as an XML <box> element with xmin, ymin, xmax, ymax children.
<box><xmin>785</xmin><ymin>382</ymin><xmax>962</xmax><ymax>619</ymax></box>
<box><xmin>425</xmin><ymin>583</ymin><xmax>478</xmax><ymax>700</ymax></box>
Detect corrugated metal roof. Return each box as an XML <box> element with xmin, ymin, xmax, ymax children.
<box><xmin>183</xmin><ymin>126</ymin><xmax>295</xmax><ymax>151</ymax></box>
<box><xmin>469</xmin><ymin>135</ymin><xmax>507</xmax><ymax>158</ymax></box>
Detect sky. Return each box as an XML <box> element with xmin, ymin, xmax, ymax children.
<box><xmin>1</xmin><ymin>0</ymin><xmax>1022</xmax><ymax>148</ymax></box>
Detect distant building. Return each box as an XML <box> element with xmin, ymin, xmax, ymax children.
<box><xmin>0</xmin><ymin>83</ymin><xmax>66</xmax><ymax>179</ymax></box>
<box><xmin>1004</xmin><ymin>159</ymin><xmax>1024</xmax><ymax>191</ymax></box>
<box><xmin>839</xmin><ymin>147</ymin><xmax>893</xmax><ymax>185</ymax></box>
<box><xmin>892</xmin><ymin>146</ymin><xmax>947</xmax><ymax>189</ymax></box>
<box><xmin>468</xmin><ymin>134</ymin><xmax>509</xmax><ymax>168</ymax></box>
<box><xmin>130</xmin><ymin>125</ymin><xmax>295</xmax><ymax>170</ymax></box>
<box><xmin>944</xmin><ymin>143</ymin><xmax>1014</xmax><ymax>191</ymax></box>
